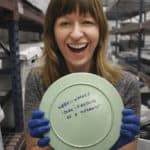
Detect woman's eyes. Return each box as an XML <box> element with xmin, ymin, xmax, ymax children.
<box><xmin>59</xmin><ymin>20</ymin><xmax>95</xmax><ymax>27</ymax></box>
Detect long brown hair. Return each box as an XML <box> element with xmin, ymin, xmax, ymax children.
<box><xmin>42</xmin><ymin>0</ymin><xmax>122</xmax><ymax>88</ymax></box>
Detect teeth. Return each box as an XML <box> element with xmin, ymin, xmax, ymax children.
<box><xmin>68</xmin><ymin>44</ymin><xmax>87</xmax><ymax>50</ymax></box>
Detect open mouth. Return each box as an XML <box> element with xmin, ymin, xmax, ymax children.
<box><xmin>67</xmin><ymin>43</ymin><xmax>88</xmax><ymax>52</ymax></box>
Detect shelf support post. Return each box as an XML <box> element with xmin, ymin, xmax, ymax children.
<box><xmin>8</xmin><ymin>19</ymin><xmax>24</xmax><ymax>132</ymax></box>
<box><xmin>137</xmin><ymin>0</ymin><xmax>144</xmax><ymax>72</ymax></box>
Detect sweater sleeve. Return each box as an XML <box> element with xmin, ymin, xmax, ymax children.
<box><xmin>115</xmin><ymin>71</ymin><xmax>141</xmax><ymax>117</ymax></box>
<box><xmin>24</xmin><ymin>69</ymin><xmax>45</xmax><ymax>129</ymax></box>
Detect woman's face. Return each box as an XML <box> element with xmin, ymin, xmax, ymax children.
<box><xmin>54</xmin><ymin>10</ymin><xmax>99</xmax><ymax>72</ymax></box>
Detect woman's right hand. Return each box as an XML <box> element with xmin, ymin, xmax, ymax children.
<box><xmin>28</xmin><ymin>110</ymin><xmax>50</xmax><ymax>147</ymax></box>
<box><xmin>111</xmin><ymin>109</ymin><xmax>140</xmax><ymax>150</ymax></box>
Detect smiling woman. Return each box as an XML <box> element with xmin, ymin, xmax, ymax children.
<box><xmin>54</xmin><ymin>11</ymin><xmax>99</xmax><ymax>72</ymax></box>
<box><xmin>43</xmin><ymin>0</ymin><xmax>113</xmax><ymax>84</ymax></box>
<box><xmin>24</xmin><ymin>0</ymin><xmax>141</xmax><ymax>150</ymax></box>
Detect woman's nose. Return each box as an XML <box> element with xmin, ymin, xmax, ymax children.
<box><xmin>70</xmin><ymin>23</ymin><xmax>83</xmax><ymax>40</ymax></box>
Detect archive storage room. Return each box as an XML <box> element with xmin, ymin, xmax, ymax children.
<box><xmin>0</xmin><ymin>0</ymin><xmax>150</xmax><ymax>150</ymax></box>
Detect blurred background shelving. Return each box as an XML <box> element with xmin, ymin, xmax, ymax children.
<box><xmin>105</xmin><ymin>0</ymin><xmax>150</xmax><ymax>95</ymax></box>
<box><xmin>105</xmin><ymin>0</ymin><xmax>150</xmax><ymax>69</ymax></box>
<box><xmin>0</xmin><ymin>0</ymin><xmax>46</xmax><ymax>149</ymax></box>
<box><xmin>105</xmin><ymin>1</ymin><xmax>150</xmax><ymax>147</ymax></box>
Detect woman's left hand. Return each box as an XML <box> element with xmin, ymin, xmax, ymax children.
<box><xmin>111</xmin><ymin>108</ymin><xmax>140</xmax><ymax>150</ymax></box>
<box><xmin>28</xmin><ymin>110</ymin><xmax>50</xmax><ymax>147</ymax></box>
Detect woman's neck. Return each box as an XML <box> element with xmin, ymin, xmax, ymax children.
<box><xmin>67</xmin><ymin>62</ymin><xmax>94</xmax><ymax>73</ymax></box>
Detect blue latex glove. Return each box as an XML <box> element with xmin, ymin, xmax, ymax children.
<box><xmin>111</xmin><ymin>108</ymin><xmax>140</xmax><ymax>150</ymax></box>
<box><xmin>28</xmin><ymin>110</ymin><xmax>50</xmax><ymax>147</ymax></box>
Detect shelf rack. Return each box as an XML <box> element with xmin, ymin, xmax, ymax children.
<box><xmin>110</xmin><ymin>21</ymin><xmax>150</xmax><ymax>35</ymax></box>
<box><xmin>0</xmin><ymin>0</ymin><xmax>44</xmax><ymax>132</ymax></box>
<box><xmin>106</xmin><ymin>0</ymin><xmax>150</xmax><ymax>20</ymax></box>
<box><xmin>106</xmin><ymin>0</ymin><xmax>150</xmax><ymax>72</ymax></box>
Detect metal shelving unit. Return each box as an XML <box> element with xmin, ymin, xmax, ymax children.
<box><xmin>106</xmin><ymin>0</ymin><xmax>150</xmax><ymax>113</ymax></box>
<box><xmin>110</xmin><ymin>22</ymin><xmax>148</xmax><ymax>35</ymax></box>
<box><xmin>0</xmin><ymin>1</ymin><xmax>45</xmax><ymax>149</ymax></box>
<box><xmin>106</xmin><ymin>0</ymin><xmax>150</xmax><ymax>21</ymax></box>
<box><xmin>0</xmin><ymin>0</ymin><xmax>44</xmax><ymax>132</ymax></box>
<box><xmin>106</xmin><ymin>0</ymin><xmax>150</xmax><ymax>72</ymax></box>
<box><xmin>106</xmin><ymin>2</ymin><xmax>150</xmax><ymax>143</ymax></box>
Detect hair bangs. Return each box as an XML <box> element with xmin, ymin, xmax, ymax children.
<box><xmin>53</xmin><ymin>0</ymin><xmax>98</xmax><ymax>18</ymax></box>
